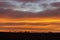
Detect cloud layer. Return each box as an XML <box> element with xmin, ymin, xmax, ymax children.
<box><xmin>0</xmin><ymin>0</ymin><xmax>60</xmax><ymax>32</ymax></box>
<box><xmin>0</xmin><ymin>0</ymin><xmax>60</xmax><ymax>13</ymax></box>
<box><xmin>0</xmin><ymin>8</ymin><xmax>60</xmax><ymax>18</ymax></box>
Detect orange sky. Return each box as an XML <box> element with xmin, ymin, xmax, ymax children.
<box><xmin>0</xmin><ymin>18</ymin><xmax>60</xmax><ymax>32</ymax></box>
<box><xmin>0</xmin><ymin>18</ymin><xmax>60</xmax><ymax>22</ymax></box>
<box><xmin>0</xmin><ymin>0</ymin><xmax>60</xmax><ymax>32</ymax></box>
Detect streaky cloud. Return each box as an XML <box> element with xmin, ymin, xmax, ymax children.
<box><xmin>0</xmin><ymin>0</ymin><xmax>60</xmax><ymax>13</ymax></box>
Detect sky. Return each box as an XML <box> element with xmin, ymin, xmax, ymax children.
<box><xmin>0</xmin><ymin>0</ymin><xmax>60</xmax><ymax>32</ymax></box>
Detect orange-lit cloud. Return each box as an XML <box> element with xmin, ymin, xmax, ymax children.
<box><xmin>0</xmin><ymin>17</ymin><xmax>60</xmax><ymax>32</ymax></box>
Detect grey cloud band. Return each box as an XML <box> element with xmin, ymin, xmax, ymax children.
<box><xmin>0</xmin><ymin>0</ymin><xmax>60</xmax><ymax>13</ymax></box>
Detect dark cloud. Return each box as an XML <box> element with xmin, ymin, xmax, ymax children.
<box><xmin>0</xmin><ymin>0</ymin><xmax>60</xmax><ymax>18</ymax></box>
<box><xmin>0</xmin><ymin>8</ymin><xmax>60</xmax><ymax>18</ymax></box>
<box><xmin>0</xmin><ymin>27</ymin><xmax>55</xmax><ymax>30</ymax></box>
<box><xmin>37</xmin><ymin>8</ymin><xmax>60</xmax><ymax>17</ymax></box>
<box><xmin>16</xmin><ymin>0</ymin><xmax>38</xmax><ymax>2</ymax></box>
<box><xmin>0</xmin><ymin>2</ymin><xmax>15</xmax><ymax>8</ymax></box>
<box><xmin>51</xmin><ymin>2</ymin><xmax>60</xmax><ymax>7</ymax></box>
<box><xmin>0</xmin><ymin>22</ymin><xmax>48</xmax><ymax>26</ymax></box>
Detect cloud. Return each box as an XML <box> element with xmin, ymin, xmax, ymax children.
<box><xmin>0</xmin><ymin>8</ymin><xmax>60</xmax><ymax>18</ymax></box>
<box><xmin>0</xmin><ymin>0</ymin><xmax>60</xmax><ymax>32</ymax></box>
<box><xmin>51</xmin><ymin>2</ymin><xmax>60</xmax><ymax>7</ymax></box>
<box><xmin>0</xmin><ymin>0</ymin><xmax>60</xmax><ymax>13</ymax></box>
<box><xmin>0</xmin><ymin>0</ymin><xmax>60</xmax><ymax>18</ymax></box>
<box><xmin>0</xmin><ymin>22</ymin><xmax>60</xmax><ymax>32</ymax></box>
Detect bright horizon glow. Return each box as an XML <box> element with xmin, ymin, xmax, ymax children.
<box><xmin>0</xmin><ymin>18</ymin><xmax>60</xmax><ymax>23</ymax></box>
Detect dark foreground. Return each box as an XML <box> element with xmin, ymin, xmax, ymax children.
<box><xmin>0</xmin><ymin>32</ymin><xmax>60</xmax><ymax>40</ymax></box>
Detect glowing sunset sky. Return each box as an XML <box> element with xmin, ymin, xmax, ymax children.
<box><xmin>0</xmin><ymin>0</ymin><xmax>60</xmax><ymax>32</ymax></box>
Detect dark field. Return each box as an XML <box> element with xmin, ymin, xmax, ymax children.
<box><xmin>0</xmin><ymin>32</ymin><xmax>60</xmax><ymax>40</ymax></box>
